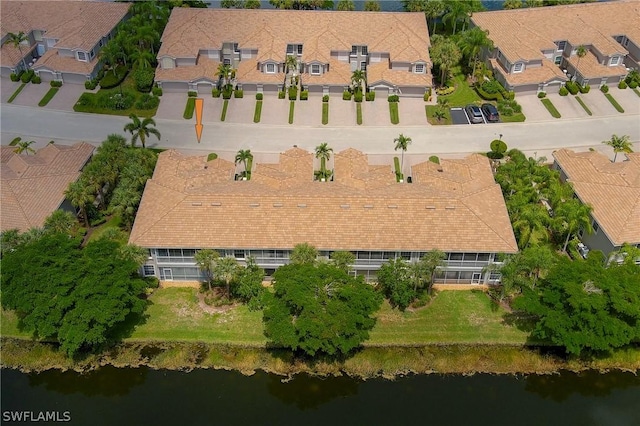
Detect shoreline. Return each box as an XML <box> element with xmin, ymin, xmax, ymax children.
<box><xmin>2</xmin><ymin>338</ymin><xmax>639</xmax><ymax>378</ymax></box>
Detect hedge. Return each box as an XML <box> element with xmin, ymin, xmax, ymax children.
<box><xmin>256</xmin><ymin>92</ymin><xmax>263</xmax><ymax>100</ymax></box>
<box><xmin>288</xmin><ymin>86</ymin><xmax>298</xmax><ymax>101</ymax></box>
<box><xmin>343</xmin><ymin>90</ymin><xmax>352</xmax><ymax>101</ymax></box>
<box><xmin>429</xmin><ymin>156</ymin><xmax>440</xmax><ymax>164</ymax></box>
<box><xmin>135</xmin><ymin>93</ymin><xmax>160</xmax><ymax>110</ymax></box>
<box><xmin>366</xmin><ymin>91</ymin><xmax>375</xmax><ymax>101</ymax></box>
<box><xmin>300</xmin><ymin>90</ymin><xmax>308</xmax><ymax>101</ymax></box>
<box><xmin>212</xmin><ymin>88</ymin><xmax>221</xmax><ymax>98</ymax></box>
<box><xmin>133</xmin><ymin>68</ymin><xmax>154</xmax><ymax>93</ymax></box>
<box><xmin>152</xmin><ymin>86</ymin><xmax>163</xmax><ymax>97</ymax></box>
<box><xmin>234</xmin><ymin>89</ymin><xmax>244</xmax><ymax>98</ymax></box>
<box><xmin>388</xmin><ymin>94</ymin><xmax>399</xmax><ymax>102</ymax></box>
<box><xmin>99</xmin><ymin>65</ymin><xmax>128</xmax><ymax>89</ymax></box>
<box><xmin>389</xmin><ymin>102</ymin><xmax>399</xmax><ymax>124</ymax></box>
<box><xmin>322</xmin><ymin>95</ymin><xmax>329</xmax><ymax>102</ymax></box>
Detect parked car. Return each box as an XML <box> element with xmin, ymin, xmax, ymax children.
<box><xmin>481</xmin><ymin>103</ymin><xmax>500</xmax><ymax>122</ymax></box>
<box><xmin>465</xmin><ymin>105</ymin><xmax>484</xmax><ymax>124</ymax></box>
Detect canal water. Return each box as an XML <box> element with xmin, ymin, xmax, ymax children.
<box><xmin>2</xmin><ymin>367</ymin><xmax>640</xmax><ymax>425</ymax></box>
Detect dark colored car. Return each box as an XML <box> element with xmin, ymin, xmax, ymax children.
<box><xmin>465</xmin><ymin>105</ymin><xmax>484</xmax><ymax>124</ymax></box>
<box><xmin>481</xmin><ymin>103</ymin><xmax>500</xmax><ymax>122</ymax></box>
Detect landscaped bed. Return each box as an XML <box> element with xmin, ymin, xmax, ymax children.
<box><xmin>38</xmin><ymin>88</ymin><xmax>59</xmax><ymax>107</ymax></box>
<box><xmin>540</xmin><ymin>98</ymin><xmax>561</xmax><ymax>118</ymax></box>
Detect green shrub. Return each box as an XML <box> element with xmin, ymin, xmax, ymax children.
<box><xmin>565</xmin><ymin>81</ymin><xmax>579</xmax><ymax>95</ymax></box>
<box><xmin>133</xmin><ymin>68</ymin><xmax>154</xmax><ymax>92</ymax></box>
<box><xmin>342</xmin><ymin>90</ymin><xmax>352</xmax><ymax>101</ymax></box>
<box><xmin>423</xmin><ymin>88</ymin><xmax>431</xmax><ymax>101</ymax></box>
<box><xmin>188</xmin><ymin>90</ymin><xmax>197</xmax><ymax>97</ymax></box>
<box><xmin>480</xmin><ymin>79</ymin><xmax>502</xmax><ymax>94</ymax></box>
<box><xmin>96</xmin><ymin>90</ymin><xmax>135</xmax><ymax>110</ymax></box>
<box><xmin>496</xmin><ymin>98</ymin><xmax>521</xmax><ymax>116</ymax></box>
<box><xmin>288</xmin><ymin>86</ymin><xmax>298</xmax><ymax>100</ymax></box>
<box><xmin>618</xmin><ymin>80</ymin><xmax>628</xmax><ymax>89</ymax></box>
<box><xmin>99</xmin><ymin>65</ymin><xmax>128</xmax><ymax>89</ymax></box>
<box><xmin>506</xmin><ymin>91</ymin><xmax>515</xmax><ymax>100</ymax></box>
<box><xmin>50</xmin><ymin>80</ymin><xmax>62</xmax><ymax>88</ymax></box>
<box><xmin>212</xmin><ymin>88</ymin><xmax>221</xmax><ymax>98</ymax></box>
<box><xmin>486</xmin><ymin>150</ymin><xmax>505</xmax><ymax>160</ymax></box>
<box><xmin>366</xmin><ymin>91</ymin><xmax>375</xmax><ymax>101</ymax></box>
<box><xmin>234</xmin><ymin>89</ymin><xmax>244</xmax><ymax>98</ymax></box>
<box><xmin>429</xmin><ymin>155</ymin><xmax>440</xmax><ymax>164</ymax></box>
<box><xmin>435</xmin><ymin>86</ymin><xmax>455</xmax><ymax>96</ymax></box>
<box><xmin>222</xmin><ymin>88</ymin><xmax>233</xmax><ymax>99</ymax></box>
<box><xmin>256</xmin><ymin>92</ymin><xmax>263</xmax><ymax>100</ymax></box>
<box><xmin>10</xmin><ymin>73</ymin><xmax>19</xmax><ymax>82</ymax></box>
<box><xmin>152</xmin><ymin>86</ymin><xmax>163</xmax><ymax>97</ymax></box>
<box><xmin>490</xmin><ymin>139</ymin><xmax>508</xmax><ymax>156</ymax></box>
<box><xmin>625</xmin><ymin>70</ymin><xmax>640</xmax><ymax>85</ymax></box>
<box><xmin>135</xmin><ymin>93</ymin><xmax>160</xmax><ymax>110</ymax></box>
<box><xmin>299</xmin><ymin>90</ymin><xmax>308</xmax><ymax>101</ymax></box>
<box><xmin>207</xmin><ymin>153</ymin><xmax>218</xmax><ymax>161</ymax></box>
<box><xmin>537</xmin><ymin>91</ymin><xmax>546</xmax><ymax>98</ymax></box>
<box><xmin>559</xmin><ymin>86</ymin><xmax>569</xmax><ymax>96</ymax></box>
<box><xmin>20</xmin><ymin>70</ymin><xmax>34</xmax><ymax>83</ymax></box>
<box><xmin>278</xmin><ymin>91</ymin><xmax>285</xmax><ymax>99</ymax></box>
<box><xmin>600</xmin><ymin>84</ymin><xmax>609</xmax><ymax>93</ymax></box>
<box><xmin>31</xmin><ymin>75</ymin><xmax>41</xmax><ymax>84</ymax></box>
<box><xmin>354</xmin><ymin>91</ymin><xmax>363</xmax><ymax>102</ymax></box>
<box><xmin>388</xmin><ymin>94</ymin><xmax>399</xmax><ymax>102</ymax></box>
<box><xmin>96</xmin><ymin>67</ymin><xmax>106</xmax><ymax>82</ymax></box>
<box><xmin>579</xmin><ymin>84</ymin><xmax>590</xmax><ymax>93</ymax></box>
<box><xmin>322</xmin><ymin>95</ymin><xmax>329</xmax><ymax>102</ymax></box>
<box><xmin>84</xmin><ymin>79</ymin><xmax>98</xmax><ymax>90</ymax></box>
<box><xmin>629</xmin><ymin>80</ymin><xmax>638</xmax><ymax>89</ymax></box>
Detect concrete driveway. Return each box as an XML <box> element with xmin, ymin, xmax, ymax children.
<box><xmin>44</xmin><ymin>84</ymin><xmax>85</xmax><ymax>111</ymax></box>
<box><xmin>292</xmin><ymin>94</ymin><xmax>323</xmax><ymax>126</ymax></box>
<box><xmin>546</xmin><ymin>93</ymin><xmax>587</xmax><ymax>119</ymax></box>
<box><xmin>10</xmin><ymin>82</ymin><xmax>49</xmax><ymax>107</ymax></box>
<box><xmin>362</xmin><ymin>99</ymin><xmax>389</xmax><ymax>126</ymax></box>
<box><xmin>579</xmin><ymin>90</ymin><xmax>620</xmax><ymax>116</ymax></box>
<box><xmin>1</xmin><ymin>78</ymin><xmax>23</xmax><ymax>103</ymax></box>
<box><xmin>155</xmin><ymin>92</ymin><xmax>188</xmax><ymax>120</ymax></box>
<box><xmin>398</xmin><ymin>98</ymin><xmax>429</xmax><ymax>126</ymax></box>
<box><xmin>605</xmin><ymin>87</ymin><xmax>640</xmax><ymax>114</ymax></box>
<box><xmin>517</xmin><ymin>93</ymin><xmax>559</xmax><ymax>122</ymax></box>
<box><xmin>328</xmin><ymin>97</ymin><xmax>357</xmax><ymax>126</ymax></box>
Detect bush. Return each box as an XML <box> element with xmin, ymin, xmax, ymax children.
<box><xmin>212</xmin><ymin>88</ymin><xmax>221</xmax><ymax>98</ymax></box>
<box><xmin>50</xmin><ymin>80</ymin><xmax>62</xmax><ymax>88</ymax></box>
<box><xmin>625</xmin><ymin>70</ymin><xmax>640</xmax><ymax>85</ymax></box>
<box><xmin>20</xmin><ymin>70</ymin><xmax>34</xmax><ymax>83</ymax></box>
<box><xmin>490</xmin><ymin>139</ymin><xmax>508</xmax><ymax>156</ymax></box>
<box><xmin>84</xmin><ymin>79</ymin><xmax>98</xmax><ymax>90</ymax></box>
<box><xmin>342</xmin><ymin>90</ymin><xmax>352</xmax><ymax>101</ymax></box>
<box><xmin>278</xmin><ymin>91</ymin><xmax>285</xmax><ymax>99</ymax></box>
<box><xmin>579</xmin><ymin>84</ymin><xmax>590</xmax><ymax>93</ymax></box>
<box><xmin>135</xmin><ymin>93</ymin><xmax>160</xmax><ymax>110</ymax></box>
<box><xmin>429</xmin><ymin>155</ymin><xmax>440</xmax><ymax>164</ymax></box>
<box><xmin>207</xmin><ymin>153</ymin><xmax>218</xmax><ymax>161</ymax></box>
<box><xmin>506</xmin><ymin>91</ymin><xmax>515</xmax><ymax>100</ymax></box>
<box><xmin>288</xmin><ymin>86</ymin><xmax>298</xmax><ymax>100</ymax></box>
<box><xmin>618</xmin><ymin>80</ymin><xmax>628</xmax><ymax>89</ymax></box>
<box><xmin>234</xmin><ymin>89</ymin><xmax>244</xmax><ymax>98</ymax></box>
<box><xmin>354</xmin><ymin>91</ymin><xmax>363</xmax><ymax>102</ymax></box>
<box><xmin>423</xmin><ymin>88</ymin><xmax>431</xmax><ymax>101</ymax></box>
<box><xmin>133</xmin><ymin>68</ymin><xmax>154</xmax><ymax>93</ymax></box>
<box><xmin>481</xmin><ymin>79</ymin><xmax>502</xmax><ymax>95</ymax></box>
<box><xmin>188</xmin><ymin>90</ymin><xmax>197</xmax><ymax>97</ymax></box>
<box><xmin>366</xmin><ymin>91</ymin><xmax>375</xmax><ymax>102</ymax></box>
<box><xmin>222</xmin><ymin>88</ymin><xmax>233</xmax><ymax>99</ymax></box>
<box><xmin>565</xmin><ymin>81</ymin><xmax>579</xmax><ymax>95</ymax></box>
<box><xmin>10</xmin><ymin>73</ymin><xmax>19</xmax><ymax>82</ymax></box>
<box><xmin>559</xmin><ymin>86</ymin><xmax>569</xmax><ymax>96</ymax></box>
<box><xmin>96</xmin><ymin>67</ymin><xmax>106</xmax><ymax>82</ymax></box>
<box><xmin>322</xmin><ymin>95</ymin><xmax>329</xmax><ymax>102</ymax></box>
<box><xmin>99</xmin><ymin>65</ymin><xmax>128</xmax><ymax>89</ymax></box>
<box><xmin>31</xmin><ymin>75</ymin><xmax>41</xmax><ymax>84</ymax></box>
<box><xmin>299</xmin><ymin>90</ymin><xmax>308</xmax><ymax>101</ymax></box>
<box><xmin>537</xmin><ymin>91</ymin><xmax>546</xmax><ymax>98</ymax></box>
<box><xmin>629</xmin><ymin>80</ymin><xmax>638</xmax><ymax>89</ymax></box>
<box><xmin>435</xmin><ymin>86</ymin><xmax>455</xmax><ymax>96</ymax></box>
<box><xmin>256</xmin><ymin>92</ymin><xmax>263</xmax><ymax>100</ymax></box>
<box><xmin>600</xmin><ymin>84</ymin><xmax>609</xmax><ymax>93</ymax></box>
<box><xmin>388</xmin><ymin>94</ymin><xmax>399</xmax><ymax>102</ymax></box>
<box><xmin>96</xmin><ymin>90</ymin><xmax>135</xmax><ymax>110</ymax></box>
<box><xmin>496</xmin><ymin>99</ymin><xmax>521</xmax><ymax>116</ymax></box>
<box><xmin>152</xmin><ymin>86</ymin><xmax>163</xmax><ymax>97</ymax></box>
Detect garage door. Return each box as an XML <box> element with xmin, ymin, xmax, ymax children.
<box><xmin>307</xmin><ymin>85</ymin><xmax>323</xmax><ymax>93</ymax></box>
<box><xmin>61</xmin><ymin>72</ymin><xmax>88</xmax><ymax>85</ymax></box>
<box><xmin>197</xmin><ymin>83</ymin><xmax>213</xmax><ymax>94</ymax></box>
<box><xmin>329</xmin><ymin>85</ymin><xmax>344</xmax><ymax>94</ymax></box>
<box><xmin>161</xmin><ymin>81</ymin><xmax>189</xmax><ymax>92</ymax></box>
<box><xmin>398</xmin><ymin>86</ymin><xmax>424</xmax><ymax>98</ymax></box>
<box><xmin>37</xmin><ymin>70</ymin><xmax>55</xmax><ymax>82</ymax></box>
<box><xmin>374</xmin><ymin>87</ymin><xmax>389</xmax><ymax>96</ymax></box>
<box><xmin>514</xmin><ymin>84</ymin><xmax>538</xmax><ymax>96</ymax></box>
<box><xmin>241</xmin><ymin>83</ymin><xmax>257</xmax><ymax>93</ymax></box>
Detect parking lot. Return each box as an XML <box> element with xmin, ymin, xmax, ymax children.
<box><xmin>450</xmin><ymin>104</ymin><xmax>501</xmax><ymax>125</ymax></box>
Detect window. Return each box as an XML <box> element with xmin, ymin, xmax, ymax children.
<box><xmin>223</xmin><ymin>58</ymin><xmax>231</xmax><ymax>65</ymax></box>
<box><xmin>143</xmin><ymin>265</ymin><xmax>155</xmax><ymax>277</ymax></box>
<box><xmin>360</xmin><ymin>61</ymin><xmax>366</xmax><ymax>71</ymax></box>
<box><xmin>351</xmin><ymin>45</ymin><xmax>358</xmax><ymax>55</ymax></box>
<box><xmin>556</xmin><ymin>41</ymin><xmax>566</xmax><ymax>51</ymax></box>
<box><xmin>99</xmin><ymin>40</ymin><xmax>103</xmax><ymax>48</ymax></box>
<box><xmin>415</xmin><ymin>63</ymin><xmax>425</xmax><ymax>74</ymax></box>
<box><xmin>297</xmin><ymin>44</ymin><xmax>303</xmax><ymax>55</ymax></box>
<box><xmin>233</xmin><ymin>43</ymin><xmax>239</xmax><ymax>53</ymax></box>
<box><xmin>592</xmin><ymin>220</ymin><xmax>599</xmax><ymax>234</ymax></box>
<box><xmin>554</xmin><ymin>55</ymin><xmax>562</xmax><ymax>65</ymax></box>
<box><xmin>624</xmin><ymin>38</ymin><xmax>629</xmax><ymax>47</ymax></box>
<box><xmin>610</xmin><ymin>56</ymin><xmax>620</xmax><ymax>66</ymax></box>
<box><xmin>77</xmin><ymin>51</ymin><xmax>87</xmax><ymax>61</ymax></box>
<box><xmin>513</xmin><ymin>62</ymin><xmax>524</xmax><ymax>73</ymax></box>
<box><xmin>361</xmin><ymin>46</ymin><xmax>368</xmax><ymax>55</ymax></box>
<box><xmin>89</xmin><ymin>49</ymin><xmax>95</xmax><ymax>59</ymax></box>
<box><xmin>265</xmin><ymin>63</ymin><xmax>275</xmax><ymax>73</ymax></box>
<box><xmin>310</xmin><ymin>64</ymin><xmax>320</xmax><ymax>75</ymax></box>
<box><xmin>287</xmin><ymin>44</ymin><xmax>294</xmax><ymax>54</ymax></box>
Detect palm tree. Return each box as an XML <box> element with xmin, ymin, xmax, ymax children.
<box><xmin>363</xmin><ymin>1</ymin><xmax>381</xmax><ymax>11</ymax></box>
<box><xmin>419</xmin><ymin>249</ymin><xmax>446</xmax><ymax>294</ymax></box>
<box><xmin>443</xmin><ymin>0</ymin><xmax>470</xmax><ymax>35</ymax></box>
<box><xmin>330</xmin><ymin>251</ymin><xmax>355</xmax><ymax>272</ymax></box>
<box><xmin>285</xmin><ymin>55</ymin><xmax>298</xmax><ymax>84</ymax></box>
<box><xmin>119</xmin><ymin>244</ymin><xmax>148</xmax><ymax>267</ymax></box>
<box><xmin>556</xmin><ymin>199</ymin><xmax>593</xmax><ymax>253</ymax></box>
<box><xmin>13</xmin><ymin>140</ymin><xmax>35</xmax><ymax>155</ymax></box>
<box><xmin>290</xmin><ymin>242</ymin><xmax>318</xmax><ymax>265</ymax></box>
<box><xmin>4</xmin><ymin>31</ymin><xmax>29</xmax><ymax>71</ymax></box>
<box><xmin>315</xmin><ymin>142</ymin><xmax>333</xmax><ymax>179</ymax></box>
<box><xmin>337</xmin><ymin>0</ymin><xmax>355</xmax><ymax>11</ymax></box>
<box><xmin>195</xmin><ymin>249</ymin><xmax>220</xmax><ymax>291</ymax></box>
<box><xmin>65</xmin><ymin>180</ymin><xmax>95</xmax><ymax>228</ymax></box>
<box><xmin>394</xmin><ymin>134</ymin><xmax>412</xmax><ymax>179</ymax></box>
<box><xmin>430</xmin><ymin>35</ymin><xmax>462</xmax><ymax>85</ymax></box>
<box><xmin>213</xmin><ymin>256</ymin><xmax>239</xmax><ymax>299</ymax></box>
<box><xmin>434</xmin><ymin>107</ymin><xmax>446</xmax><ymax>122</ymax></box>
<box><xmin>351</xmin><ymin>69</ymin><xmax>366</xmax><ymax>93</ymax></box>
<box><xmin>574</xmin><ymin>45</ymin><xmax>587</xmax><ymax>81</ymax></box>
<box><xmin>216</xmin><ymin>63</ymin><xmax>232</xmax><ymax>90</ymax></box>
<box><xmin>43</xmin><ymin>210</ymin><xmax>77</xmax><ymax>235</ymax></box>
<box><xmin>458</xmin><ymin>27</ymin><xmax>494</xmax><ymax>73</ymax></box>
<box><xmin>124</xmin><ymin>114</ymin><xmax>161</xmax><ymax>148</ymax></box>
<box><xmin>130</xmin><ymin>48</ymin><xmax>155</xmax><ymax>69</ymax></box>
<box><xmin>602</xmin><ymin>134</ymin><xmax>633</xmax><ymax>162</ymax></box>
<box><xmin>134</xmin><ymin>25</ymin><xmax>159</xmax><ymax>54</ymax></box>
<box><xmin>98</xmin><ymin>40</ymin><xmax>124</xmax><ymax>76</ymax></box>
<box><xmin>235</xmin><ymin>149</ymin><xmax>253</xmax><ymax>180</ymax></box>
<box><xmin>512</xmin><ymin>204</ymin><xmax>549</xmax><ymax>249</ymax></box>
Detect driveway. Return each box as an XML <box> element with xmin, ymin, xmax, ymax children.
<box><xmin>292</xmin><ymin>94</ymin><xmax>323</xmax><ymax>126</ymax></box>
<box><xmin>546</xmin><ymin>93</ymin><xmax>587</xmax><ymax>119</ymax></box>
<box><xmin>361</xmin><ymin>99</ymin><xmax>389</xmax><ymax>126</ymax></box>
<box><xmin>328</xmin><ymin>97</ymin><xmax>357</xmax><ymax>126</ymax></box>
<box><xmin>155</xmin><ymin>92</ymin><xmax>188</xmax><ymax>120</ymax></box>
<box><xmin>1</xmin><ymin>78</ymin><xmax>23</xmax><ymax>103</ymax></box>
<box><xmin>43</xmin><ymin>83</ymin><xmax>85</xmax><ymax>111</ymax></box>
<box><xmin>605</xmin><ymin>87</ymin><xmax>640</xmax><ymax>115</ymax></box>
<box><xmin>10</xmin><ymin>82</ymin><xmax>49</xmax><ymax>107</ymax></box>
<box><xmin>259</xmin><ymin>94</ymin><xmax>290</xmax><ymax>125</ymax></box>
<box><xmin>517</xmin><ymin>93</ymin><xmax>558</xmax><ymax>122</ymax></box>
<box><xmin>398</xmin><ymin>98</ymin><xmax>428</xmax><ymax>125</ymax></box>
<box><xmin>225</xmin><ymin>96</ymin><xmax>257</xmax><ymax>124</ymax></box>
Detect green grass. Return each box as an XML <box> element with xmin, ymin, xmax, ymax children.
<box><xmin>389</xmin><ymin>102</ymin><xmax>399</xmax><ymax>124</ymax></box>
<box><xmin>253</xmin><ymin>100</ymin><xmax>262</xmax><ymax>123</ymax></box>
<box><xmin>7</xmin><ymin>83</ymin><xmax>26</xmax><ymax>103</ymax></box>
<box><xmin>183</xmin><ymin>97</ymin><xmax>195</xmax><ymax>119</ymax></box>
<box><xmin>439</xmin><ymin>73</ymin><xmax>483</xmax><ymax>107</ymax></box>
<box><xmin>128</xmin><ymin>288</ymin><xmax>267</xmax><ymax>345</ymax></box>
<box><xmin>540</xmin><ymin>98</ymin><xmax>561</xmax><ymax>118</ymax></box>
<box><xmin>73</xmin><ymin>73</ymin><xmax>157</xmax><ymax>118</ymax></box>
<box><xmin>38</xmin><ymin>88</ymin><xmax>59</xmax><ymax>107</ymax></box>
<box><xmin>604</xmin><ymin>93</ymin><xmax>625</xmax><ymax>113</ymax></box>
<box><xmin>87</xmin><ymin>215</ymin><xmax>124</xmax><ymax>243</ymax></box>
<box><xmin>500</xmin><ymin>112</ymin><xmax>526</xmax><ymax>122</ymax></box>
<box><xmin>288</xmin><ymin>100</ymin><xmax>295</xmax><ymax>124</ymax></box>
<box><xmin>1</xmin><ymin>308</ymin><xmax>29</xmax><ymax>338</ymax></box>
<box><xmin>633</xmin><ymin>88</ymin><xmax>640</xmax><ymax>98</ymax></box>
<box><xmin>356</xmin><ymin>102</ymin><xmax>362</xmax><ymax>125</ymax></box>
<box><xmin>575</xmin><ymin>96</ymin><xmax>592</xmax><ymax>116</ymax></box>
<box><xmin>425</xmin><ymin>105</ymin><xmax>452</xmax><ymax>125</ymax></box>
<box><xmin>322</xmin><ymin>102</ymin><xmax>329</xmax><ymax>125</ymax></box>
<box><xmin>368</xmin><ymin>291</ymin><xmax>529</xmax><ymax>345</ymax></box>
<box><xmin>220</xmin><ymin>99</ymin><xmax>229</xmax><ymax>121</ymax></box>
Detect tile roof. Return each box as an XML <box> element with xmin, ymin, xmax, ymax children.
<box><xmin>565</xmin><ymin>50</ymin><xmax>627</xmax><ymax>80</ymax></box>
<box><xmin>32</xmin><ymin>48</ymin><xmax>95</xmax><ymax>75</ymax></box>
<box><xmin>367</xmin><ymin>61</ymin><xmax>432</xmax><ymax>87</ymax></box>
<box><xmin>1</xmin><ymin>142</ymin><xmax>95</xmax><ymax>232</ymax></box>
<box><xmin>471</xmin><ymin>0</ymin><xmax>638</xmax><ymax>64</ymax></box>
<box><xmin>1</xmin><ymin>0</ymin><xmax>129</xmax><ymax>68</ymax></box>
<box><xmin>490</xmin><ymin>58</ymin><xmax>567</xmax><ymax>86</ymax></box>
<box><xmin>553</xmin><ymin>149</ymin><xmax>640</xmax><ymax>246</ymax></box>
<box><xmin>130</xmin><ymin>148</ymin><xmax>517</xmax><ymax>254</ymax></box>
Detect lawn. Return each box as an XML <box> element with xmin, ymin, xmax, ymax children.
<box><xmin>38</xmin><ymin>88</ymin><xmax>59</xmax><ymax>107</ymax></box>
<box><xmin>7</xmin><ymin>83</ymin><xmax>26</xmax><ymax>103</ymax></box>
<box><xmin>356</xmin><ymin>102</ymin><xmax>362</xmax><ymax>125</ymax></box>
<box><xmin>288</xmin><ymin>100</ymin><xmax>295</xmax><ymax>124</ymax></box>
<box><xmin>253</xmin><ymin>100</ymin><xmax>262</xmax><ymax>123</ymax></box>
<box><xmin>368</xmin><ymin>290</ymin><xmax>529</xmax><ymax>345</ymax></box>
<box><xmin>540</xmin><ymin>98</ymin><xmax>561</xmax><ymax>118</ymax></box>
<box><xmin>438</xmin><ymin>73</ymin><xmax>483</xmax><ymax>107</ymax></box>
<box><xmin>322</xmin><ymin>102</ymin><xmax>329</xmax><ymax>125</ymax></box>
<box><xmin>73</xmin><ymin>74</ymin><xmax>158</xmax><ymax>117</ymax></box>
<box><xmin>425</xmin><ymin>105</ymin><xmax>452</xmax><ymax>125</ymax></box>
<box><xmin>183</xmin><ymin>97</ymin><xmax>195</xmax><ymax>119</ymax></box>
<box><xmin>389</xmin><ymin>101</ymin><xmax>399</xmax><ymax>124</ymax></box>
<box><xmin>220</xmin><ymin>99</ymin><xmax>229</xmax><ymax>121</ymax></box>
<box><xmin>574</xmin><ymin>96</ymin><xmax>592</xmax><ymax>116</ymax></box>
<box><xmin>87</xmin><ymin>215</ymin><xmax>125</xmax><ymax>243</ymax></box>
<box><xmin>500</xmin><ymin>112</ymin><xmax>526</xmax><ymax>122</ymax></box>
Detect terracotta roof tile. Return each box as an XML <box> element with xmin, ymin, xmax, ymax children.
<box><xmin>490</xmin><ymin>58</ymin><xmax>567</xmax><ymax>86</ymax></box>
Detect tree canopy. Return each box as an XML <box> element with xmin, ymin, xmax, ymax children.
<box><xmin>263</xmin><ymin>263</ymin><xmax>382</xmax><ymax>356</ymax></box>
<box><xmin>1</xmin><ymin>234</ymin><xmax>149</xmax><ymax>357</ymax></box>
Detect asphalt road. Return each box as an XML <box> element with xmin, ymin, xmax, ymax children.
<box><xmin>2</xmin><ymin>104</ymin><xmax>639</xmax><ymax>157</ymax></box>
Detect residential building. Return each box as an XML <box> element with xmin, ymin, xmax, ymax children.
<box><xmin>471</xmin><ymin>0</ymin><xmax>639</xmax><ymax>94</ymax></box>
<box><xmin>552</xmin><ymin>149</ymin><xmax>640</xmax><ymax>256</ymax></box>
<box><xmin>155</xmin><ymin>8</ymin><xmax>432</xmax><ymax>97</ymax></box>
<box><xmin>1</xmin><ymin>142</ymin><xmax>94</xmax><ymax>233</ymax></box>
<box><xmin>129</xmin><ymin>148</ymin><xmax>517</xmax><ymax>284</ymax></box>
<box><xmin>0</xmin><ymin>1</ymin><xmax>130</xmax><ymax>83</ymax></box>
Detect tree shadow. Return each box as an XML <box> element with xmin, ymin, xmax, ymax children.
<box><xmin>501</xmin><ymin>311</ymin><xmax>536</xmax><ymax>333</ymax></box>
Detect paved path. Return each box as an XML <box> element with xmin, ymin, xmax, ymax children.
<box><xmin>2</xmin><ymin>104</ymin><xmax>639</xmax><ymax>162</ymax></box>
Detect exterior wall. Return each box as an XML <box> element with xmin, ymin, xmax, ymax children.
<box><xmin>161</xmin><ymin>57</ymin><xmax>175</xmax><ymax>69</ymax></box>
<box><xmin>1</xmin><ymin>66</ymin><xmax>13</xmax><ymax>78</ymax></box>
<box><xmin>581</xmin><ymin>221</ymin><xmax>616</xmax><ymax>256</ymax></box>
